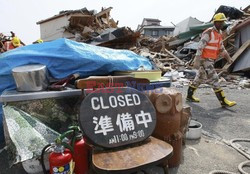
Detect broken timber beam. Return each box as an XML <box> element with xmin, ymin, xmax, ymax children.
<box><xmin>223</xmin><ymin>33</ymin><xmax>235</xmax><ymax>43</ymax></box>
<box><xmin>164</xmin><ymin>49</ymin><xmax>184</xmax><ymax>65</ymax></box>
<box><xmin>222</xmin><ymin>40</ymin><xmax>250</xmax><ymax>71</ymax></box>
<box><xmin>95</xmin><ymin>7</ymin><xmax>112</xmax><ymax>17</ymax></box>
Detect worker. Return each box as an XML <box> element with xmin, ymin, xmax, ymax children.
<box><xmin>186</xmin><ymin>13</ymin><xmax>236</xmax><ymax>107</ymax></box>
<box><xmin>4</xmin><ymin>36</ymin><xmax>23</xmax><ymax>51</ymax></box>
<box><xmin>33</xmin><ymin>39</ymin><xmax>43</xmax><ymax>44</ymax></box>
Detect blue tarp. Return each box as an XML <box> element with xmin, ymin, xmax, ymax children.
<box><xmin>0</xmin><ymin>38</ymin><xmax>152</xmax><ymax>143</ymax></box>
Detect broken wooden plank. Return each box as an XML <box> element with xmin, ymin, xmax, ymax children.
<box><xmin>82</xmin><ymin>26</ymin><xmax>94</xmax><ymax>34</ymax></box>
<box><xmin>164</xmin><ymin>49</ymin><xmax>184</xmax><ymax>65</ymax></box>
<box><xmin>158</xmin><ymin>58</ymin><xmax>176</xmax><ymax>62</ymax></box>
<box><xmin>150</xmin><ymin>51</ymin><xmax>169</xmax><ymax>57</ymax></box>
<box><xmin>228</xmin><ymin>42</ymin><xmax>236</xmax><ymax>48</ymax></box>
<box><xmin>95</xmin><ymin>16</ymin><xmax>103</xmax><ymax>28</ymax></box>
<box><xmin>222</xmin><ymin>40</ymin><xmax>250</xmax><ymax>71</ymax></box>
<box><xmin>95</xmin><ymin>7</ymin><xmax>112</xmax><ymax>17</ymax></box>
<box><xmin>70</xmin><ymin>14</ymin><xmax>93</xmax><ymax>18</ymax></box>
<box><xmin>109</xmin><ymin>18</ymin><xmax>118</xmax><ymax>28</ymax></box>
<box><xmin>77</xmin><ymin>23</ymin><xmax>85</xmax><ymax>28</ymax></box>
<box><xmin>223</xmin><ymin>33</ymin><xmax>235</xmax><ymax>42</ymax></box>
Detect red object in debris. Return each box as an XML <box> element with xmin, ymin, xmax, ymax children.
<box><xmin>73</xmin><ymin>135</ymin><xmax>89</xmax><ymax>174</ymax></box>
<box><xmin>49</xmin><ymin>146</ymin><xmax>73</xmax><ymax>174</ymax></box>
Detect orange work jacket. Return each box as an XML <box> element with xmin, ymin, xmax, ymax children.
<box><xmin>4</xmin><ymin>41</ymin><xmax>15</xmax><ymax>51</ymax></box>
<box><xmin>201</xmin><ymin>28</ymin><xmax>222</xmax><ymax>60</ymax></box>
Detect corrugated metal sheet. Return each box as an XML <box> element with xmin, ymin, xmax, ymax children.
<box><xmin>173</xmin><ymin>17</ymin><xmax>203</xmax><ymax>36</ymax></box>
<box><xmin>235</xmin><ymin>24</ymin><xmax>250</xmax><ymax>49</ymax></box>
<box><xmin>178</xmin><ymin>23</ymin><xmax>213</xmax><ymax>39</ymax></box>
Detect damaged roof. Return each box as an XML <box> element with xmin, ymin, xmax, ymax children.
<box><xmin>37</xmin><ymin>8</ymin><xmax>93</xmax><ymax>24</ymax></box>
<box><xmin>143</xmin><ymin>18</ymin><xmax>162</xmax><ymax>22</ymax></box>
<box><xmin>234</xmin><ymin>17</ymin><xmax>250</xmax><ymax>31</ymax></box>
<box><xmin>37</xmin><ymin>7</ymin><xmax>113</xmax><ymax>24</ymax></box>
<box><xmin>173</xmin><ymin>17</ymin><xmax>203</xmax><ymax>36</ymax></box>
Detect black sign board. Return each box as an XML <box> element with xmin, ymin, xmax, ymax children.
<box><xmin>79</xmin><ymin>87</ymin><xmax>156</xmax><ymax>148</ymax></box>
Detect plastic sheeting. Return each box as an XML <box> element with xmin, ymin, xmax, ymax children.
<box><xmin>215</xmin><ymin>5</ymin><xmax>244</xmax><ymax>20</ymax></box>
<box><xmin>3</xmin><ymin>105</ymin><xmax>59</xmax><ymax>165</ymax></box>
<box><xmin>0</xmin><ymin>105</ymin><xmax>3</xmax><ymax>143</ymax></box>
<box><xmin>2</xmin><ymin>95</ymin><xmax>79</xmax><ymax>165</ymax></box>
<box><xmin>0</xmin><ymin>38</ymin><xmax>153</xmax><ymax>143</ymax></box>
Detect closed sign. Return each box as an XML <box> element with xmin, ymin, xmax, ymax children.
<box><xmin>79</xmin><ymin>87</ymin><xmax>156</xmax><ymax>148</ymax></box>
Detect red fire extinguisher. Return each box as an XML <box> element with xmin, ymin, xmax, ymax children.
<box><xmin>41</xmin><ymin>130</ymin><xmax>75</xmax><ymax>174</ymax></box>
<box><xmin>70</xmin><ymin>126</ymin><xmax>89</xmax><ymax>174</ymax></box>
<box><xmin>41</xmin><ymin>127</ymin><xmax>89</xmax><ymax>174</ymax></box>
<box><xmin>49</xmin><ymin>144</ymin><xmax>73</xmax><ymax>174</ymax></box>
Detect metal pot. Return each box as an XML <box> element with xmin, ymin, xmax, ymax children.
<box><xmin>12</xmin><ymin>64</ymin><xmax>49</xmax><ymax>92</ymax></box>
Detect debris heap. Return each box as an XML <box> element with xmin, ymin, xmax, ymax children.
<box><xmin>135</xmin><ymin>5</ymin><xmax>250</xmax><ymax>78</ymax></box>
<box><xmin>57</xmin><ymin>7</ymin><xmax>139</xmax><ymax>49</ymax></box>
<box><xmin>36</xmin><ymin>5</ymin><xmax>250</xmax><ymax>82</ymax></box>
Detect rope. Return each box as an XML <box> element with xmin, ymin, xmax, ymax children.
<box><xmin>238</xmin><ymin>161</ymin><xmax>250</xmax><ymax>174</ymax></box>
<box><xmin>230</xmin><ymin>139</ymin><xmax>250</xmax><ymax>159</ymax></box>
<box><xmin>230</xmin><ymin>139</ymin><xmax>250</xmax><ymax>174</ymax></box>
<box><xmin>209</xmin><ymin>138</ymin><xmax>250</xmax><ymax>174</ymax></box>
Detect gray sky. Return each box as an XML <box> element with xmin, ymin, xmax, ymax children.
<box><xmin>0</xmin><ymin>0</ymin><xmax>249</xmax><ymax>44</ymax></box>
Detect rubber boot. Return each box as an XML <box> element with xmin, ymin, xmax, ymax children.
<box><xmin>186</xmin><ymin>86</ymin><xmax>200</xmax><ymax>102</ymax></box>
<box><xmin>214</xmin><ymin>89</ymin><xmax>236</xmax><ymax>107</ymax></box>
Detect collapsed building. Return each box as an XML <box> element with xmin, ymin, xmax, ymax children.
<box><xmin>37</xmin><ymin>7</ymin><xmax>138</xmax><ymax>49</ymax></box>
<box><xmin>36</xmin><ymin>5</ymin><xmax>250</xmax><ymax>81</ymax></box>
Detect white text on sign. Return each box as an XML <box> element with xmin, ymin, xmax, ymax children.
<box><xmin>93</xmin><ymin>111</ymin><xmax>152</xmax><ymax>136</ymax></box>
<box><xmin>91</xmin><ymin>94</ymin><xmax>141</xmax><ymax>110</ymax></box>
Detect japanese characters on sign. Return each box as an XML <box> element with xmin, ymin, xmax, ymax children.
<box><xmin>79</xmin><ymin>87</ymin><xmax>156</xmax><ymax>148</ymax></box>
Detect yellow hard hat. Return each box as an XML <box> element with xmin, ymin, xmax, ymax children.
<box><xmin>213</xmin><ymin>13</ymin><xmax>227</xmax><ymax>22</ymax></box>
<box><xmin>11</xmin><ymin>37</ymin><xmax>21</xmax><ymax>47</ymax></box>
<box><xmin>36</xmin><ymin>39</ymin><xmax>43</xmax><ymax>43</ymax></box>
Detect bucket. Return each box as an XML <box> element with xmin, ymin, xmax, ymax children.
<box><xmin>12</xmin><ymin>64</ymin><xmax>48</xmax><ymax>92</ymax></box>
<box><xmin>186</xmin><ymin>120</ymin><xmax>202</xmax><ymax>140</ymax></box>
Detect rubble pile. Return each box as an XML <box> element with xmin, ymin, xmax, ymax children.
<box><xmin>221</xmin><ymin>74</ymin><xmax>250</xmax><ymax>89</ymax></box>
<box><xmin>133</xmin><ymin>5</ymin><xmax>250</xmax><ymax>87</ymax></box>
<box><xmin>221</xmin><ymin>5</ymin><xmax>250</xmax><ymax>56</ymax></box>
<box><xmin>2</xmin><ymin>5</ymin><xmax>249</xmax><ymax>86</ymax></box>
<box><xmin>34</xmin><ymin>5</ymin><xmax>249</xmax><ymax>78</ymax></box>
<box><xmin>62</xmin><ymin>7</ymin><xmax>139</xmax><ymax>49</ymax></box>
<box><xmin>138</xmin><ymin>35</ymin><xmax>176</xmax><ymax>52</ymax></box>
<box><xmin>132</xmin><ymin>47</ymin><xmax>185</xmax><ymax>74</ymax></box>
